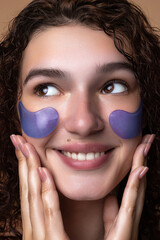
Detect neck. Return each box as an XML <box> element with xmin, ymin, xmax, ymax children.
<box><xmin>60</xmin><ymin>196</ymin><xmax>104</xmax><ymax>240</ymax></box>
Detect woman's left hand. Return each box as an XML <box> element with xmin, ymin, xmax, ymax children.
<box><xmin>103</xmin><ymin>134</ymin><xmax>155</xmax><ymax>240</ymax></box>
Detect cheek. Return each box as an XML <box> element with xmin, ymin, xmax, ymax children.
<box><xmin>109</xmin><ymin>103</ymin><xmax>142</xmax><ymax>139</ymax></box>
<box><xmin>118</xmin><ymin>135</ymin><xmax>142</xmax><ymax>170</ymax></box>
<box><xmin>18</xmin><ymin>101</ymin><xmax>59</xmax><ymax>138</ymax></box>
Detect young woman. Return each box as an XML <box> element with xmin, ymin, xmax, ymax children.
<box><xmin>0</xmin><ymin>0</ymin><xmax>159</xmax><ymax>239</ymax></box>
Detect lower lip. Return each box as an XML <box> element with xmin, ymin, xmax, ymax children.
<box><xmin>56</xmin><ymin>150</ymin><xmax>113</xmax><ymax>170</ymax></box>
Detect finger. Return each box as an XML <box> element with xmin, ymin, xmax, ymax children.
<box><xmin>38</xmin><ymin>167</ymin><xmax>69</xmax><ymax>240</ymax></box>
<box><xmin>103</xmin><ymin>194</ymin><xmax>119</xmax><ymax>238</ymax></box>
<box><xmin>131</xmin><ymin>134</ymin><xmax>155</xmax><ymax>171</ymax></box>
<box><xmin>129</xmin><ymin>135</ymin><xmax>154</xmax><ymax>239</ymax></box>
<box><xmin>126</xmin><ymin>134</ymin><xmax>154</xmax><ymax>240</ymax></box>
<box><xmin>10</xmin><ymin>135</ymin><xmax>32</xmax><ymax>239</ymax></box>
<box><xmin>21</xmin><ymin>142</ymin><xmax>45</xmax><ymax>239</ymax></box>
<box><xmin>131</xmin><ymin>175</ymin><xmax>146</xmax><ymax>240</ymax></box>
<box><xmin>108</xmin><ymin>166</ymin><xmax>148</xmax><ymax>239</ymax></box>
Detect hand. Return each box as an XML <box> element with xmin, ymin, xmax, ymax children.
<box><xmin>10</xmin><ymin>135</ymin><xmax>69</xmax><ymax>240</ymax></box>
<box><xmin>103</xmin><ymin>134</ymin><xmax>155</xmax><ymax>240</ymax></box>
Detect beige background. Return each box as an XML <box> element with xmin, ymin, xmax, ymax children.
<box><xmin>0</xmin><ymin>0</ymin><xmax>160</xmax><ymax>37</ymax></box>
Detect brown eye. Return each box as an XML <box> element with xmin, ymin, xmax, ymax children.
<box><xmin>101</xmin><ymin>81</ymin><xmax>128</xmax><ymax>94</ymax></box>
<box><xmin>37</xmin><ymin>85</ymin><xmax>48</xmax><ymax>96</ymax></box>
<box><xmin>35</xmin><ymin>84</ymin><xmax>60</xmax><ymax>97</ymax></box>
<box><xmin>102</xmin><ymin>83</ymin><xmax>114</xmax><ymax>94</ymax></box>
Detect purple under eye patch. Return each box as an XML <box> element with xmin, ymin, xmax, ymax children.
<box><xmin>18</xmin><ymin>102</ymin><xmax>59</xmax><ymax>138</ymax></box>
<box><xmin>109</xmin><ymin>103</ymin><xmax>142</xmax><ymax>139</ymax></box>
<box><xmin>18</xmin><ymin>101</ymin><xmax>142</xmax><ymax>140</ymax></box>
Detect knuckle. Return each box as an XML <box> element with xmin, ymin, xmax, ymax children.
<box><xmin>44</xmin><ymin>206</ymin><xmax>55</xmax><ymax>218</ymax></box>
<box><xmin>17</xmin><ymin>153</ymin><xmax>25</xmax><ymax>162</ymax></box>
<box><xmin>126</xmin><ymin>183</ymin><xmax>139</xmax><ymax>193</ymax></box>
<box><xmin>28</xmin><ymin>189</ymin><xmax>37</xmax><ymax>202</ymax></box>
<box><xmin>42</xmin><ymin>181</ymin><xmax>52</xmax><ymax>194</ymax></box>
<box><xmin>121</xmin><ymin>202</ymin><xmax>136</xmax><ymax>217</ymax></box>
<box><xmin>126</xmin><ymin>206</ymin><xmax>136</xmax><ymax>217</ymax></box>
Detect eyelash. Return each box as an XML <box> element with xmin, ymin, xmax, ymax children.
<box><xmin>34</xmin><ymin>83</ymin><xmax>61</xmax><ymax>97</ymax></box>
<box><xmin>33</xmin><ymin>79</ymin><xmax>129</xmax><ymax>97</ymax></box>
<box><xmin>100</xmin><ymin>79</ymin><xmax>129</xmax><ymax>94</ymax></box>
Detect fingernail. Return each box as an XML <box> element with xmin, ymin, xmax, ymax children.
<box><xmin>148</xmin><ymin>134</ymin><xmax>156</xmax><ymax>143</ymax></box>
<box><xmin>37</xmin><ymin>167</ymin><xmax>47</xmax><ymax>182</ymax></box>
<box><xmin>19</xmin><ymin>143</ymin><xmax>29</xmax><ymax>158</ymax></box>
<box><xmin>144</xmin><ymin>134</ymin><xmax>155</xmax><ymax>156</ymax></box>
<box><xmin>142</xmin><ymin>135</ymin><xmax>150</xmax><ymax>144</ymax></box>
<box><xmin>10</xmin><ymin>134</ymin><xmax>19</xmax><ymax>150</ymax></box>
<box><xmin>139</xmin><ymin>167</ymin><xmax>149</xmax><ymax>179</ymax></box>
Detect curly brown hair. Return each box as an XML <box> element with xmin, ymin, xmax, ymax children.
<box><xmin>0</xmin><ymin>0</ymin><xmax>160</xmax><ymax>239</ymax></box>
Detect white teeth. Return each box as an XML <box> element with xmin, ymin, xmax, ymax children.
<box><xmin>86</xmin><ymin>152</ymin><xmax>94</xmax><ymax>160</ymax></box>
<box><xmin>68</xmin><ymin>152</ymin><xmax>72</xmax><ymax>158</ymax></box>
<box><xmin>95</xmin><ymin>152</ymin><xmax>100</xmax><ymax>158</ymax></box>
<box><xmin>61</xmin><ymin>151</ymin><xmax>105</xmax><ymax>161</ymax></box>
<box><xmin>72</xmin><ymin>153</ymin><xmax>77</xmax><ymax>160</ymax></box>
<box><xmin>77</xmin><ymin>153</ymin><xmax>86</xmax><ymax>160</ymax></box>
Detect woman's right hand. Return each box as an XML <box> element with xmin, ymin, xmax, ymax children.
<box><xmin>10</xmin><ymin>135</ymin><xmax>69</xmax><ymax>240</ymax></box>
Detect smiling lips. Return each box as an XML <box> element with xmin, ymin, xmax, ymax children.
<box><xmin>55</xmin><ymin>143</ymin><xmax>114</xmax><ymax>170</ymax></box>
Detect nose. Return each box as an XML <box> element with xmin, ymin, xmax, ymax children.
<box><xmin>63</xmin><ymin>93</ymin><xmax>105</xmax><ymax>137</ymax></box>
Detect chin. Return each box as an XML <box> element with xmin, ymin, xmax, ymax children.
<box><xmin>55</xmin><ymin>165</ymin><xmax>131</xmax><ymax>202</ymax></box>
<box><xmin>59</xmin><ymin>191</ymin><xmax>107</xmax><ymax>201</ymax></box>
<box><xmin>56</xmin><ymin>180</ymin><xmax>115</xmax><ymax>201</ymax></box>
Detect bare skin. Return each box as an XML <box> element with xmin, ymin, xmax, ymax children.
<box><xmin>10</xmin><ymin>25</ymin><xmax>155</xmax><ymax>239</ymax></box>
<box><xmin>10</xmin><ymin>134</ymin><xmax>155</xmax><ymax>240</ymax></box>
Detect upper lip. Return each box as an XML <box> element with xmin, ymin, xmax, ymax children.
<box><xmin>56</xmin><ymin>143</ymin><xmax>114</xmax><ymax>153</ymax></box>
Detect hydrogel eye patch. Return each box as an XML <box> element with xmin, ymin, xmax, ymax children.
<box><xmin>18</xmin><ymin>101</ymin><xmax>59</xmax><ymax>138</ymax></box>
<box><xmin>109</xmin><ymin>103</ymin><xmax>142</xmax><ymax>139</ymax></box>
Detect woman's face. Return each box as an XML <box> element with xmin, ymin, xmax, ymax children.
<box><xmin>20</xmin><ymin>25</ymin><xmax>141</xmax><ymax>200</ymax></box>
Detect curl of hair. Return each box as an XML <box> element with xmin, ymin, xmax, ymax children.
<box><xmin>0</xmin><ymin>0</ymin><xmax>159</xmax><ymax>239</ymax></box>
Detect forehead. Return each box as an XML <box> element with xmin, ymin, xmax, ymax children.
<box><xmin>20</xmin><ymin>25</ymin><xmax>128</xmax><ymax>81</ymax></box>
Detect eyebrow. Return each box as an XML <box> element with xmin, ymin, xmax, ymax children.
<box><xmin>23</xmin><ymin>68</ymin><xmax>70</xmax><ymax>85</ymax></box>
<box><xmin>23</xmin><ymin>61</ymin><xmax>134</xmax><ymax>85</ymax></box>
<box><xmin>96</xmin><ymin>61</ymin><xmax>134</xmax><ymax>74</ymax></box>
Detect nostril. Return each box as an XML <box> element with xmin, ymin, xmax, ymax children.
<box><xmin>63</xmin><ymin>101</ymin><xmax>105</xmax><ymax>136</ymax></box>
